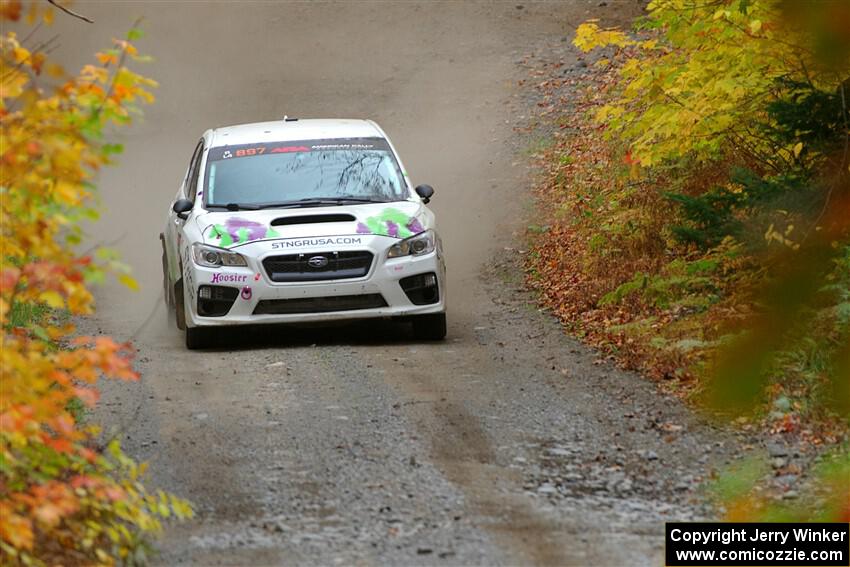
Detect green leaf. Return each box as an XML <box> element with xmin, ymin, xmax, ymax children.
<box><xmin>126</xmin><ymin>27</ymin><xmax>145</xmax><ymax>41</ymax></box>
<box><xmin>102</xmin><ymin>143</ymin><xmax>124</xmax><ymax>155</ymax></box>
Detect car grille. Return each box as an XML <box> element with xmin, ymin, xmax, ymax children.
<box><xmin>262</xmin><ymin>251</ymin><xmax>374</xmax><ymax>282</ymax></box>
<box><xmin>252</xmin><ymin>294</ymin><xmax>388</xmax><ymax>315</ymax></box>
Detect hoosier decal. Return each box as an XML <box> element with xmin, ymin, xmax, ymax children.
<box><xmin>210</xmin><ymin>273</ymin><xmax>248</xmax><ymax>284</ymax></box>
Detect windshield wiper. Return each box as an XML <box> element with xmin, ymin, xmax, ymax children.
<box><xmin>207</xmin><ymin>198</ymin><xmax>395</xmax><ymax>211</ymax></box>
<box><xmin>253</xmin><ymin>197</ymin><xmax>393</xmax><ymax>210</ymax></box>
<box><xmin>205</xmin><ymin>203</ymin><xmax>259</xmax><ymax>211</ymax></box>
<box><xmin>328</xmin><ymin>197</ymin><xmax>395</xmax><ymax>203</ymax></box>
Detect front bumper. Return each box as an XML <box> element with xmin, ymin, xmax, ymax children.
<box><xmin>183</xmin><ymin>234</ymin><xmax>445</xmax><ymax>328</ymax></box>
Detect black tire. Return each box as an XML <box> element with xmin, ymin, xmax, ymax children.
<box><xmin>161</xmin><ymin>239</ymin><xmax>173</xmax><ymax>310</ymax></box>
<box><xmin>174</xmin><ymin>279</ymin><xmax>186</xmax><ymax>331</ymax></box>
<box><xmin>185</xmin><ymin>326</ymin><xmax>211</xmax><ymax>350</ymax></box>
<box><xmin>412</xmin><ymin>313</ymin><xmax>447</xmax><ymax>340</ymax></box>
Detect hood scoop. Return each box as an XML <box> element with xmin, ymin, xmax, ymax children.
<box><xmin>270</xmin><ymin>213</ymin><xmax>356</xmax><ymax>226</ymax></box>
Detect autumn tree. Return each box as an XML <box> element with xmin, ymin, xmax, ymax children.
<box><xmin>572</xmin><ymin>0</ymin><xmax>849</xmax><ymax>520</ymax></box>
<box><xmin>1</xmin><ymin>2</ymin><xmax>190</xmax><ymax>564</ymax></box>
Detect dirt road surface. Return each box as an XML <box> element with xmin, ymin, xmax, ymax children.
<box><xmin>43</xmin><ymin>2</ymin><xmax>734</xmax><ymax>565</ymax></box>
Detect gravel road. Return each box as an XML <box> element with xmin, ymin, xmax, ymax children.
<box><xmin>47</xmin><ymin>1</ymin><xmax>736</xmax><ymax>565</ymax></box>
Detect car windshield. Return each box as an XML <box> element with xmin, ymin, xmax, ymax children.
<box><xmin>204</xmin><ymin>138</ymin><xmax>408</xmax><ymax>208</ymax></box>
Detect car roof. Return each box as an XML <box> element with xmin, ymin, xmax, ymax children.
<box><xmin>206</xmin><ymin>118</ymin><xmax>384</xmax><ymax>148</ymax></box>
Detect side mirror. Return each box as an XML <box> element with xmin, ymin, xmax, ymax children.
<box><xmin>415</xmin><ymin>184</ymin><xmax>434</xmax><ymax>204</ymax></box>
<box><xmin>172</xmin><ymin>198</ymin><xmax>194</xmax><ymax>220</ymax></box>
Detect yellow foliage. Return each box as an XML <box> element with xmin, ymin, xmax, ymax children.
<box><xmin>0</xmin><ymin>4</ymin><xmax>191</xmax><ymax>565</ymax></box>
<box><xmin>574</xmin><ymin>0</ymin><xmax>850</xmax><ymax>167</ymax></box>
<box><xmin>573</xmin><ymin>21</ymin><xmax>634</xmax><ymax>52</ymax></box>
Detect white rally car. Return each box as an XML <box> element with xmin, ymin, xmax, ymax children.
<box><xmin>161</xmin><ymin>118</ymin><xmax>446</xmax><ymax>349</ymax></box>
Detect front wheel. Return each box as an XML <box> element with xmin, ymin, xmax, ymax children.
<box><xmin>185</xmin><ymin>326</ymin><xmax>212</xmax><ymax>350</ymax></box>
<box><xmin>412</xmin><ymin>313</ymin><xmax>447</xmax><ymax>340</ymax></box>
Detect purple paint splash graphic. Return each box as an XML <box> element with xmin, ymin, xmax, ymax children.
<box><xmin>226</xmin><ymin>218</ymin><xmax>268</xmax><ymax>241</ymax></box>
<box><xmin>356</xmin><ymin>222</ymin><xmax>371</xmax><ymax>234</ymax></box>
<box><xmin>386</xmin><ymin>220</ymin><xmax>399</xmax><ymax>238</ymax></box>
<box><xmin>406</xmin><ymin>218</ymin><xmax>424</xmax><ymax>234</ymax></box>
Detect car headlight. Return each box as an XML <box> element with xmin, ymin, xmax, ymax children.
<box><xmin>192</xmin><ymin>243</ymin><xmax>248</xmax><ymax>267</ymax></box>
<box><xmin>387</xmin><ymin>229</ymin><xmax>436</xmax><ymax>258</ymax></box>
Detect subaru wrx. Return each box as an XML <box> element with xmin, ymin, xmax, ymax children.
<box><xmin>160</xmin><ymin>118</ymin><xmax>446</xmax><ymax>349</ymax></box>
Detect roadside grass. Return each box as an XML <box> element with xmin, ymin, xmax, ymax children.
<box><xmin>522</xmin><ymin>136</ymin><xmax>555</xmax><ymax>158</ymax></box>
<box><xmin>711</xmin><ymin>447</ymin><xmax>849</xmax><ymax>522</ymax></box>
<box><xmin>7</xmin><ymin>300</ymin><xmax>50</xmax><ymax>329</ymax></box>
<box><xmin>6</xmin><ymin>301</ymin><xmax>86</xmax><ymax>423</ymax></box>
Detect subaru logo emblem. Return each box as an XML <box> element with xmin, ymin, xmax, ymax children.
<box><xmin>307</xmin><ymin>255</ymin><xmax>329</xmax><ymax>269</ymax></box>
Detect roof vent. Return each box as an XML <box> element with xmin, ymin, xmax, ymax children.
<box><xmin>283</xmin><ymin>115</ymin><xmax>298</xmax><ymax>122</ymax></box>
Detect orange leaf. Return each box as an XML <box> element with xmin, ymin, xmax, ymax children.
<box><xmin>0</xmin><ymin>0</ymin><xmax>22</xmax><ymax>21</ymax></box>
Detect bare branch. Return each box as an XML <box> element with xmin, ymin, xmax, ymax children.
<box><xmin>46</xmin><ymin>0</ymin><xmax>94</xmax><ymax>24</ymax></box>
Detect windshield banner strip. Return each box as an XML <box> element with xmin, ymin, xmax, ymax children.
<box><xmin>207</xmin><ymin>137</ymin><xmax>393</xmax><ymax>162</ymax></box>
